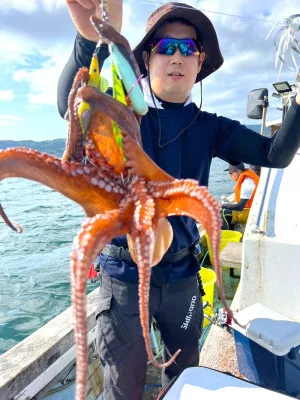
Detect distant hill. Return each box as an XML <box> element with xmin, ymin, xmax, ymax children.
<box><xmin>0</xmin><ymin>139</ymin><xmax>66</xmax><ymax>157</ymax></box>
<box><xmin>0</xmin><ymin>125</ymin><xmax>270</xmax><ymax>156</ymax></box>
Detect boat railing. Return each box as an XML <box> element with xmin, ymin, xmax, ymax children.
<box><xmin>0</xmin><ymin>288</ymin><xmax>100</xmax><ymax>399</ymax></box>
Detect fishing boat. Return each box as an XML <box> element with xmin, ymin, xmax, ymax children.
<box><xmin>1</xmin><ymin>12</ymin><xmax>300</xmax><ymax>400</ymax></box>
<box><xmin>196</xmin><ymin>18</ymin><xmax>300</xmax><ymax>398</ymax></box>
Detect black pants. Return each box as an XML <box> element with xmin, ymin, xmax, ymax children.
<box><xmin>96</xmin><ymin>269</ymin><xmax>203</xmax><ymax>400</ymax></box>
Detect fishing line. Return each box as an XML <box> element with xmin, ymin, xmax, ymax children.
<box><xmin>140</xmin><ymin>0</ymin><xmax>276</xmax><ymax>24</ymax></box>
<box><xmin>97</xmin><ymin>0</ymin><xmax>276</xmax><ymax>24</ymax></box>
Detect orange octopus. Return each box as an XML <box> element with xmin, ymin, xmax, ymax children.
<box><xmin>0</xmin><ymin>17</ymin><xmax>235</xmax><ymax>400</ymax></box>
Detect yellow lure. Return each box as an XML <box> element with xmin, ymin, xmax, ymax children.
<box><xmin>78</xmin><ymin>54</ymin><xmax>109</xmax><ymax>134</ymax></box>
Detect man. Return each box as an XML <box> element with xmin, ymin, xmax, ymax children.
<box><xmin>59</xmin><ymin>2</ymin><xmax>300</xmax><ymax>399</ymax></box>
<box><xmin>221</xmin><ymin>162</ymin><xmax>260</xmax><ymax>229</ymax></box>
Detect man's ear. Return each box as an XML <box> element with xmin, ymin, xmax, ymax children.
<box><xmin>142</xmin><ymin>50</ymin><xmax>149</xmax><ymax>71</ymax></box>
<box><xmin>197</xmin><ymin>52</ymin><xmax>206</xmax><ymax>73</ymax></box>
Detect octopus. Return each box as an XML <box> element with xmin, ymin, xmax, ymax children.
<box><xmin>0</xmin><ymin>204</ymin><xmax>22</xmax><ymax>233</ymax></box>
<box><xmin>0</xmin><ymin>16</ymin><xmax>236</xmax><ymax>400</ymax></box>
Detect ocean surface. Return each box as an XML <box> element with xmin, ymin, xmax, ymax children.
<box><xmin>0</xmin><ymin>157</ymin><xmax>233</xmax><ymax>355</ymax></box>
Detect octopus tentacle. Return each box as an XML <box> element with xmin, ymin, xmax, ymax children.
<box><xmin>0</xmin><ymin>203</ymin><xmax>22</xmax><ymax>233</ymax></box>
<box><xmin>130</xmin><ymin>177</ymin><xmax>181</xmax><ymax>367</ymax></box>
<box><xmin>0</xmin><ymin>149</ymin><xmax>122</xmax><ymax>217</ymax></box>
<box><xmin>84</xmin><ymin>137</ymin><xmax>125</xmax><ymax>187</ymax></box>
<box><xmin>78</xmin><ymin>86</ymin><xmax>142</xmax><ymax>147</ymax></box>
<box><xmin>86</xmin><ymin>110</ymin><xmax>127</xmax><ymax>176</ymax></box>
<box><xmin>86</xmin><ymin>142</ymin><xmax>125</xmax><ymax>180</ymax></box>
<box><xmin>71</xmin><ymin>210</ymin><xmax>128</xmax><ymax>400</ymax></box>
<box><xmin>62</xmin><ymin>68</ymin><xmax>90</xmax><ymax>162</ymax></box>
<box><xmin>149</xmin><ymin>180</ymin><xmax>236</xmax><ymax>323</ymax></box>
<box><xmin>122</xmin><ymin>133</ymin><xmax>173</xmax><ymax>181</ymax></box>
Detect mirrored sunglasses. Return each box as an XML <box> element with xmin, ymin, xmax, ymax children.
<box><xmin>151</xmin><ymin>37</ymin><xmax>202</xmax><ymax>57</ymax></box>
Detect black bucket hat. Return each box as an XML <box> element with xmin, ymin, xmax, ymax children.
<box><xmin>133</xmin><ymin>2</ymin><xmax>224</xmax><ymax>83</ymax></box>
<box><xmin>224</xmin><ymin>162</ymin><xmax>246</xmax><ymax>172</ymax></box>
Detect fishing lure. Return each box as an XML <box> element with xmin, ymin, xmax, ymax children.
<box><xmin>78</xmin><ymin>54</ymin><xmax>109</xmax><ymax>134</ymax></box>
<box><xmin>110</xmin><ymin>43</ymin><xmax>148</xmax><ymax>116</ymax></box>
<box><xmin>78</xmin><ymin>46</ymin><xmax>145</xmax><ymax>160</ymax></box>
<box><xmin>111</xmin><ymin>63</ymin><xmax>127</xmax><ymax>159</ymax></box>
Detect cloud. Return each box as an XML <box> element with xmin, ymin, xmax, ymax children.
<box><xmin>0</xmin><ymin>115</ymin><xmax>24</xmax><ymax>127</ymax></box>
<box><xmin>0</xmin><ymin>0</ymin><xmax>299</xmax><ymax>139</ymax></box>
<box><xmin>0</xmin><ymin>2</ymin><xmax>75</xmax><ymax>107</ymax></box>
<box><xmin>1</xmin><ymin>0</ymin><xmax>37</xmax><ymax>13</ymax></box>
<box><xmin>42</xmin><ymin>0</ymin><xmax>66</xmax><ymax>13</ymax></box>
<box><xmin>121</xmin><ymin>1</ymin><xmax>146</xmax><ymax>48</ymax></box>
<box><xmin>0</xmin><ymin>3</ymin><xmax>75</xmax><ymax>47</ymax></box>
<box><xmin>189</xmin><ymin>0</ymin><xmax>299</xmax><ymax>124</ymax></box>
<box><xmin>0</xmin><ymin>91</ymin><xmax>15</xmax><ymax>101</ymax></box>
<box><xmin>1</xmin><ymin>0</ymin><xmax>65</xmax><ymax>13</ymax></box>
<box><xmin>0</xmin><ymin>32</ymin><xmax>34</xmax><ymax>71</ymax></box>
<box><xmin>12</xmin><ymin>43</ymin><xmax>73</xmax><ymax>106</ymax></box>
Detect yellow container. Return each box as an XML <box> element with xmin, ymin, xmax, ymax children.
<box><xmin>199</xmin><ymin>267</ymin><xmax>216</xmax><ymax>328</ymax></box>
<box><xmin>206</xmin><ymin>230</ymin><xmax>242</xmax><ymax>264</ymax></box>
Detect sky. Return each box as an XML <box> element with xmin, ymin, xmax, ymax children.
<box><xmin>0</xmin><ymin>0</ymin><xmax>299</xmax><ymax>141</ymax></box>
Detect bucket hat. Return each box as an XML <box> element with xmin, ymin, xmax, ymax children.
<box><xmin>224</xmin><ymin>162</ymin><xmax>246</xmax><ymax>172</ymax></box>
<box><xmin>133</xmin><ymin>2</ymin><xmax>224</xmax><ymax>83</ymax></box>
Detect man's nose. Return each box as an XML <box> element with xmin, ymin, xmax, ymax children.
<box><xmin>170</xmin><ymin>48</ymin><xmax>183</xmax><ymax>64</ymax></box>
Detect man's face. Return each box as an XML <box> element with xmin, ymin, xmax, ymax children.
<box><xmin>143</xmin><ymin>22</ymin><xmax>205</xmax><ymax>103</ymax></box>
<box><xmin>228</xmin><ymin>169</ymin><xmax>240</xmax><ymax>182</ymax></box>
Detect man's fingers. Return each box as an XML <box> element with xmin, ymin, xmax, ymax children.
<box><xmin>66</xmin><ymin>0</ymin><xmax>95</xmax><ymax>9</ymax></box>
<box><xmin>65</xmin><ymin>0</ymin><xmax>122</xmax><ymax>39</ymax></box>
<box><xmin>90</xmin><ymin>0</ymin><xmax>101</xmax><ymax>7</ymax></box>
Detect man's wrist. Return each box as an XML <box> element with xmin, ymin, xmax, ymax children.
<box><xmin>75</xmin><ymin>32</ymin><xmax>110</xmax><ymax>65</ymax></box>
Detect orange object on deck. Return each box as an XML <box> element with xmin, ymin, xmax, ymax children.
<box><xmin>87</xmin><ymin>263</ymin><xmax>98</xmax><ymax>279</ymax></box>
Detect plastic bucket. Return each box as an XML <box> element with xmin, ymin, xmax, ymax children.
<box><xmin>206</xmin><ymin>230</ymin><xmax>242</xmax><ymax>264</ymax></box>
<box><xmin>199</xmin><ymin>267</ymin><xmax>216</xmax><ymax>328</ymax></box>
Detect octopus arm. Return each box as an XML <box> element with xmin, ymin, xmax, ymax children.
<box><xmin>62</xmin><ymin>67</ymin><xmax>89</xmax><ymax>162</ymax></box>
<box><xmin>0</xmin><ymin>203</ymin><xmax>22</xmax><ymax>232</ymax></box>
<box><xmin>151</xmin><ymin>181</ymin><xmax>235</xmax><ymax>321</ymax></box>
<box><xmin>157</xmin><ymin>193</ymin><xmax>233</xmax><ymax>317</ymax></box>
<box><xmin>78</xmin><ymin>86</ymin><xmax>142</xmax><ymax>146</ymax></box>
<box><xmin>161</xmin><ymin>194</ymin><xmax>221</xmax><ymax>261</ymax></box>
<box><xmin>123</xmin><ymin>134</ymin><xmax>173</xmax><ymax>181</ymax></box>
<box><xmin>70</xmin><ymin>210</ymin><xmax>127</xmax><ymax>400</ymax></box>
<box><xmin>149</xmin><ymin>180</ymin><xmax>221</xmax><ymax>245</ymax></box>
<box><xmin>0</xmin><ymin>149</ymin><xmax>121</xmax><ymax>217</ymax></box>
<box><xmin>128</xmin><ymin>178</ymin><xmax>180</xmax><ymax>368</ymax></box>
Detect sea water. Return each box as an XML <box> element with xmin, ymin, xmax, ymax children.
<box><xmin>0</xmin><ymin>157</ymin><xmax>233</xmax><ymax>354</ymax></box>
